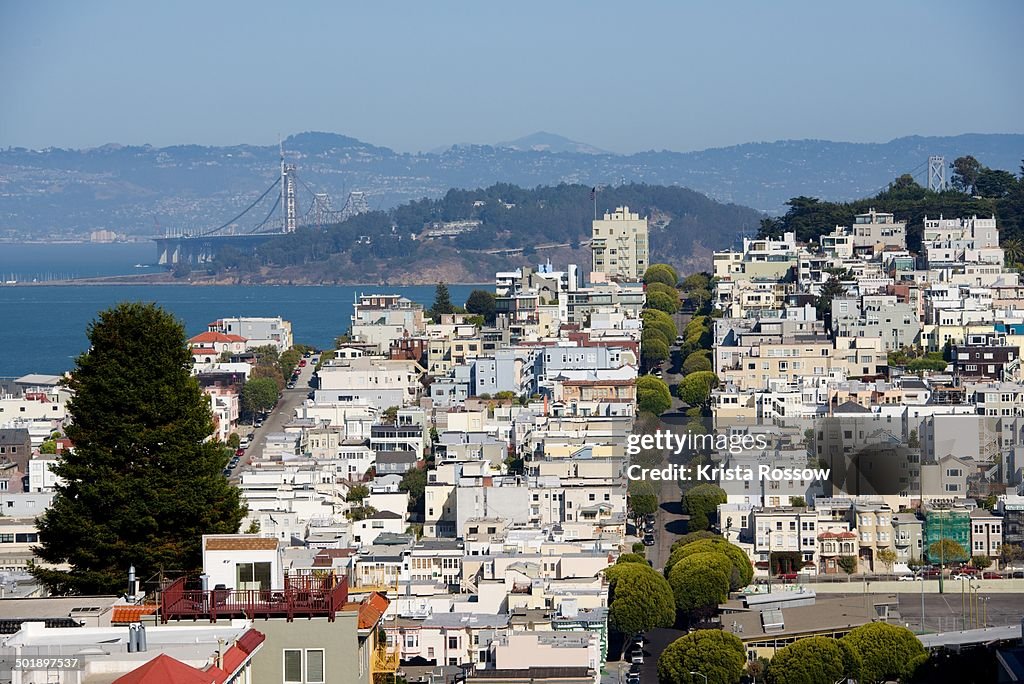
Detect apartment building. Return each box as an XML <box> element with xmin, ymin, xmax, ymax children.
<box><xmin>590</xmin><ymin>206</ymin><xmax>648</xmax><ymax>282</ymax></box>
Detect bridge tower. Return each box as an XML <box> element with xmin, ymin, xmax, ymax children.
<box><xmin>340</xmin><ymin>191</ymin><xmax>370</xmax><ymax>220</ymax></box>
<box><xmin>312</xmin><ymin>193</ymin><xmax>333</xmax><ymax>228</ymax></box>
<box><xmin>281</xmin><ymin>142</ymin><xmax>298</xmax><ymax>233</ymax></box>
<box><xmin>928</xmin><ymin>155</ymin><xmax>946</xmax><ymax>192</ymax></box>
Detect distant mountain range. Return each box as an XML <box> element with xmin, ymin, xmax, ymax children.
<box><xmin>1</xmin><ymin>131</ymin><xmax>1021</xmax><ymax>239</ymax></box>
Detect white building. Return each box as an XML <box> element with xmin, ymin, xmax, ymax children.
<box><xmin>590</xmin><ymin>206</ymin><xmax>648</xmax><ymax>282</ymax></box>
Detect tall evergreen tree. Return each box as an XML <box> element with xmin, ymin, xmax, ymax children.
<box><xmin>32</xmin><ymin>303</ymin><xmax>246</xmax><ymax>595</ymax></box>
<box><xmin>430</xmin><ymin>282</ymin><xmax>455</xmax><ymax>319</ymax></box>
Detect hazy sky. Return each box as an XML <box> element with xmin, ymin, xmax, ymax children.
<box><xmin>1</xmin><ymin>1</ymin><xmax>1022</xmax><ymax>153</ymax></box>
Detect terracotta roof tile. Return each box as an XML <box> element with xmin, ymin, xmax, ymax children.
<box><xmin>111</xmin><ymin>605</ymin><xmax>157</xmax><ymax>624</ymax></box>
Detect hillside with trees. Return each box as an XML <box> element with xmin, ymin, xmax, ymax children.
<box><xmin>208</xmin><ymin>183</ymin><xmax>763</xmax><ymax>284</ymax></box>
<box><xmin>758</xmin><ymin>156</ymin><xmax>1024</xmax><ymax>251</ymax></box>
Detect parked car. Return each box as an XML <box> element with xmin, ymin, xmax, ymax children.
<box><xmin>921</xmin><ymin>568</ymin><xmax>941</xmax><ymax>578</ymax></box>
<box><xmin>286</xmin><ymin>382</ymin><xmax>295</xmax><ymax>389</ymax></box>
<box><xmin>777</xmin><ymin>572</ymin><xmax>798</xmax><ymax>581</ymax></box>
<box><xmin>229</xmin><ymin>457</ymin><xmax>240</xmax><ymax>467</ymax></box>
<box><xmin>642</xmin><ymin>534</ymin><xmax>655</xmax><ymax>546</ymax></box>
<box><xmin>235</xmin><ymin>448</ymin><xmax>245</xmax><ymax>457</ymax></box>
<box><xmin>898</xmin><ymin>574</ymin><xmax>923</xmax><ymax>581</ymax></box>
<box><xmin>982</xmin><ymin>572</ymin><xmax>1003</xmax><ymax>579</ymax></box>
<box><xmin>222</xmin><ymin>468</ymin><xmax>231</xmax><ymax>477</ymax></box>
<box><xmin>299</xmin><ymin>359</ymin><xmax>307</xmax><ymax>367</ymax></box>
<box><xmin>626</xmin><ymin>674</ymin><xmax>640</xmax><ymax>684</ymax></box>
<box><xmin>630</xmin><ymin>651</ymin><xmax>643</xmax><ymax>665</ymax></box>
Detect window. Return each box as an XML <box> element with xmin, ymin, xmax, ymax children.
<box><xmin>237</xmin><ymin>561</ymin><xmax>271</xmax><ymax>590</ymax></box>
<box><xmin>449</xmin><ymin>636</ymin><xmax>459</xmax><ymax>649</ymax></box>
<box><xmin>284</xmin><ymin>650</ymin><xmax>303</xmax><ymax>683</ymax></box>
<box><xmin>306</xmin><ymin>650</ymin><xmax>325</xmax><ymax>683</ymax></box>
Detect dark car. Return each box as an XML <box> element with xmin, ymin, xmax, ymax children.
<box><xmin>229</xmin><ymin>457</ymin><xmax>240</xmax><ymax>468</ymax></box>
<box><xmin>982</xmin><ymin>571</ymin><xmax>1003</xmax><ymax>579</ymax></box>
<box><xmin>222</xmin><ymin>468</ymin><xmax>232</xmax><ymax>477</ymax></box>
<box><xmin>642</xmin><ymin>534</ymin><xmax>655</xmax><ymax>546</ymax></box>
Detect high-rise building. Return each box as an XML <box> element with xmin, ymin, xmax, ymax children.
<box><xmin>591</xmin><ymin>206</ymin><xmax>648</xmax><ymax>282</ymax></box>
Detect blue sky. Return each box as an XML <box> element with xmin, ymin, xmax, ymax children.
<box><xmin>1</xmin><ymin>1</ymin><xmax>1021</xmax><ymax>153</ymax></box>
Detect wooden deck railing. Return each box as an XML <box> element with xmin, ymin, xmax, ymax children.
<box><xmin>161</xmin><ymin>573</ymin><xmax>349</xmax><ymax>623</ymax></box>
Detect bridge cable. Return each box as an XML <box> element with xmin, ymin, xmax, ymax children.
<box><xmin>200</xmin><ymin>177</ymin><xmax>281</xmax><ymax>236</ymax></box>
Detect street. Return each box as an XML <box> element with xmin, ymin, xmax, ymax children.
<box><xmin>232</xmin><ymin>355</ymin><xmax>318</xmax><ymax>477</ymax></box>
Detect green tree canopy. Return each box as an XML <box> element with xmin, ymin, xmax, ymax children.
<box><xmin>928</xmin><ymin>538</ymin><xmax>969</xmax><ymax>564</ymax></box>
<box><xmin>429</xmin><ymin>282</ymin><xmax>455</xmax><ymax>319</ymax></box>
<box><xmin>667</xmin><ymin>552</ymin><xmax>731</xmax><ymax>615</ymax></box>
<box><xmin>605</xmin><ymin>562</ymin><xmax>676</xmax><ymax>637</ymax></box>
<box><xmin>657</xmin><ymin>630</ymin><xmax>746</xmax><ymax>684</ymax></box>
<box><xmin>399</xmin><ymin>466</ymin><xmax>427</xmax><ymax>515</ymax></box>
<box><xmin>840</xmin><ymin>622</ymin><xmax>927</xmax><ymax>684</ymax></box>
<box><xmin>677</xmin><ymin>371</ymin><xmax>719</xmax><ymax>408</ymax></box>
<box><xmin>646</xmin><ymin>290</ymin><xmax>681</xmax><ymax>315</ymax></box>
<box><xmin>642</xmin><ymin>309</ymin><xmax>678</xmax><ymax>347</ymax></box>
<box><xmin>346</xmin><ymin>483</ymin><xmax>369</xmax><ymax>503</ymax></box>
<box><xmin>644</xmin><ymin>263</ymin><xmax>679</xmax><ymax>288</ymax></box>
<box><xmin>682</xmin><ymin>350</ymin><xmax>712</xmax><ymax>375</ymax></box>
<box><xmin>241</xmin><ymin>377</ymin><xmax>279</xmax><ymax>418</ymax></box>
<box><xmin>642</xmin><ymin>338</ymin><xmax>671</xmax><ymax>368</ymax></box>
<box><xmin>616</xmin><ymin>553</ymin><xmax>648</xmax><ymax>565</ymax></box>
<box><xmin>682</xmin><ymin>483</ymin><xmax>727</xmax><ymax>531</ymax></box>
<box><xmin>32</xmin><ymin>303</ymin><xmax>245</xmax><ymax>595</ymax></box>
<box><xmin>766</xmin><ymin>636</ymin><xmax>858</xmax><ymax>684</ymax></box>
<box><xmin>464</xmin><ymin>289</ymin><xmax>497</xmax><ymax>323</ymax></box>
<box><xmin>667</xmin><ymin>537</ymin><xmax>753</xmax><ymax>589</ymax></box>
<box><xmin>637</xmin><ymin>375</ymin><xmax>672</xmax><ymax>415</ymax></box>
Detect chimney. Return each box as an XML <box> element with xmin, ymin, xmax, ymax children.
<box><xmin>137</xmin><ymin>624</ymin><xmax>147</xmax><ymax>652</ymax></box>
<box><xmin>127</xmin><ymin>624</ymin><xmax>138</xmax><ymax>653</ymax></box>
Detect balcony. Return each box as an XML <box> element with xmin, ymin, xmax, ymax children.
<box><xmin>373</xmin><ymin>643</ymin><xmax>400</xmax><ymax>674</ymax></box>
<box><xmin>161</xmin><ymin>573</ymin><xmax>349</xmax><ymax>623</ymax></box>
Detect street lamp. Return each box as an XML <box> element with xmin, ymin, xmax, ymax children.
<box><xmin>690</xmin><ymin>672</ymin><xmax>708</xmax><ymax>684</ymax></box>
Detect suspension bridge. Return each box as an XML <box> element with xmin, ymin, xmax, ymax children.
<box><xmin>154</xmin><ymin>144</ymin><xmax>370</xmax><ymax>265</ymax></box>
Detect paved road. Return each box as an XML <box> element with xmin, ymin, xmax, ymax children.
<box><xmin>231</xmin><ymin>356</ymin><xmax>317</xmax><ymax>478</ymax></box>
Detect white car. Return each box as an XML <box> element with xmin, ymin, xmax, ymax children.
<box><xmin>897</xmin><ymin>574</ymin><xmax>923</xmax><ymax>581</ymax></box>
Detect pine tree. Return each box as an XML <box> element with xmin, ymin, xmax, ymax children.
<box><xmin>32</xmin><ymin>303</ymin><xmax>246</xmax><ymax>595</ymax></box>
<box><xmin>430</xmin><ymin>282</ymin><xmax>454</xmax><ymax>319</ymax></box>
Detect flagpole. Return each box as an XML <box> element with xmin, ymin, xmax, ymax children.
<box><xmin>592</xmin><ymin>186</ymin><xmax>597</xmax><ymax>220</ymax></box>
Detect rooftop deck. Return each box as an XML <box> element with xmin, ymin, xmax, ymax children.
<box><xmin>161</xmin><ymin>574</ymin><xmax>349</xmax><ymax>623</ymax></box>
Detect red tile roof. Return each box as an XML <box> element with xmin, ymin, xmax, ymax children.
<box><xmin>111</xmin><ymin>605</ymin><xmax>157</xmax><ymax>624</ymax></box>
<box><xmin>190</xmin><ymin>331</ymin><xmax>247</xmax><ymax>344</ymax></box>
<box><xmin>113</xmin><ymin>653</ymin><xmax>214</xmax><ymax>684</ymax></box>
<box><xmin>343</xmin><ymin>592</ymin><xmax>390</xmax><ymax>629</ymax></box>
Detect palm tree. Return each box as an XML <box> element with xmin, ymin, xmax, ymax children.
<box><xmin>1004</xmin><ymin>238</ymin><xmax>1024</xmax><ymax>268</ymax></box>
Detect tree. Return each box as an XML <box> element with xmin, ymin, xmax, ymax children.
<box><xmin>657</xmin><ymin>630</ymin><xmax>745</xmax><ymax>684</ymax></box>
<box><xmin>790</xmin><ymin>496</ymin><xmax>807</xmax><ymax>508</ymax></box>
<box><xmin>629</xmin><ymin>493</ymin><xmax>659</xmax><ymax>518</ymax></box>
<box><xmin>382</xmin><ymin>406</ymin><xmax>399</xmax><ymax>425</ymax></box>
<box><xmin>840</xmin><ymin>622</ymin><xmax>927</xmax><ymax>684</ymax></box>
<box><xmin>642</xmin><ymin>338</ymin><xmax>671</xmax><ymax>369</ymax></box>
<box><xmin>766</xmin><ymin>636</ymin><xmax>851</xmax><ymax>684</ymax></box>
<box><xmin>642</xmin><ymin>309</ymin><xmax>678</xmax><ymax>346</ymax></box>
<box><xmin>644</xmin><ymin>264</ymin><xmax>679</xmax><ymax>288</ymax></box>
<box><xmin>1002</xmin><ymin>543</ymin><xmax>1024</xmax><ymax>568</ymax></box>
<box><xmin>669</xmin><ymin>530</ymin><xmax>718</xmax><ymax>550</ymax></box>
<box><xmin>637</xmin><ymin>376</ymin><xmax>672</xmax><ymax>415</ymax></box>
<box><xmin>32</xmin><ymin>303</ymin><xmax>245</xmax><ymax>595</ymax></box>
<box><xmin>346</xmin><ymin>483</ymin><xmax>369</xmax><ymax>503</ymax></box>
<box><xmin>646</xmin><ymin>291</ymin><xmax>680</xmax><ymax>315</ymax></box>
<box><xmin>951</xmin><ymin>155</ymin><xmax>983</xmax><ymax>194</ymax></box>
<box><xmin>682</xmin><ymin>350</ymin><xmax>712</xmax><ymax>375</ymax></box>
<box><xmin>677</xmin><ymin>372</ymin><xmax>719</xmax><ymax>408</ymax></box>
<box><xmin>976</xmin><ymin>168</ymin><xmax>1018</xmax><ymax>198</ymax></box>
<box><xmin>928</xmin><ymin>538</ymin><xmax>969</xmax><ymax>565</ymax></box>
<box><xmin>464</xmin><ymin>290</ymin><xmax>496</xmax><ymax>323</ymax></box>
<box><xmin>682</xmin><ymin>484</ymin><xmax>727</xmax><ymax>532</ymax></box>
<box><xmin>815</xmin><ymin>275</ymin><xmax>848</xmax><ymax>327</ymax></box>
<box><xmin>838</xmin><ymin>556</ymin><xmax>858</xmax><ymax>577</ymax></box>
<box><xmin>605</xmin><ymin>563</ymin><xmax>675</xmax><ymax>638</ymax></box>
<box><xmin>971</xmin><ymin>555</ymin><xmax>992</xmax><ymax>570</ymax></box>
<box><xmin>877</xmin><ymin>548</ymin><xmax>898</xmax><ymax>574</ymax></box>
<box><xmin>39</xmin><ymin>439</ymin><xmax>57</xmax><ymax>454</ymax></box>
<box><xmin>667</xmin><ymin>552</ymin><xmax>731</xmax><ymax>616</ymax></box>
<box><xmin>616</xmin><ymin>553</ymin><xmax>647</xmax><ymax>565</ymax></box>
<box><xmin>241</xmin><ymin>377</ymin><xmax>279</xmax><ymax>418</ymax></box>
<box><xmin>429</xmin><ymin>282</ymin><xmax>454</xmax><ymax>319</ymax></box>
<box><xmin>666</xmin><ymin>538</ymin><xmax>753</xmax><ymax>589</ymax></box>
<box><xmin>399</xmin><ymin>466</ymin><xmax>427</xmax><ymax>516</ymax></box>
